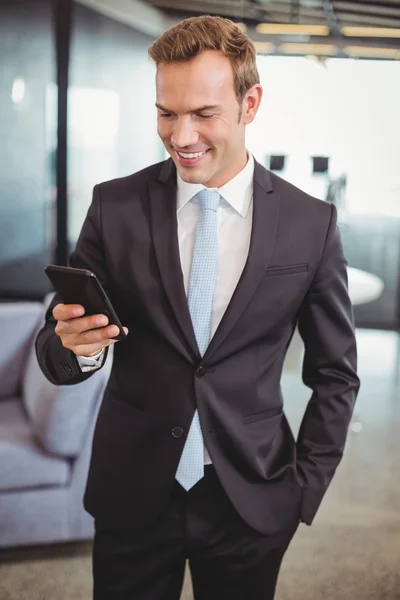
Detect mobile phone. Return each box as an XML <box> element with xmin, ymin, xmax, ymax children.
<box><xmin>44</xmin><ymin>264</ymin><xmax>127</xmax><ymax>341</ymax></box>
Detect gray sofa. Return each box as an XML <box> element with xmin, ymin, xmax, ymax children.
<box><xmin>0</xmin><ymin>297</ymin><xmax>111</xmax><ymax>547</ymax></box>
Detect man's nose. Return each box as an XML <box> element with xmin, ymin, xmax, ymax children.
<box><xmin>171</xmin><ymin>117</ymin><xmax>199</xmax><ymax>149</ymax></box>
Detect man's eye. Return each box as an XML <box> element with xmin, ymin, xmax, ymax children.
<box><xmin>197</xmin><ymin>114</ymin><xmax>213</xmax><ymax>119</ymax></box>
<box><xmin>160</xmin><ymin>113</ymin><xmax>172</xmax><ymax>118</ymax></box>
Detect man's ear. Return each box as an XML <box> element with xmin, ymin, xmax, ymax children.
<box><xmin>242</xmin><ymin>84</ymin><xmax>263</xmax><ymax>125</ymax></box>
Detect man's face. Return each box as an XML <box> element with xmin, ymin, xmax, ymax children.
<box><xmin>156</xmin><ymin>50</ymin><xmax>261</xmax><ymax>188</ymax></box>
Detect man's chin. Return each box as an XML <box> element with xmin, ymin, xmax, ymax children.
<box><xmin>176</xmin><ymin>165</ymin><xmax>208</xmax><ymax>185</ymax></box>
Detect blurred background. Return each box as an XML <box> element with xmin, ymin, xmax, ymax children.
<box><xmin>0</xmin><ymin>1</ymin><xmax>400</xmax><ymax>599</ymax></box>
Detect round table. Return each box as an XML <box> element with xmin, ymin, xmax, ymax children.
<box><xmin>347</xmin><ymin>267</ymin><xmax>384</xmax><ymax>306</ymax></box>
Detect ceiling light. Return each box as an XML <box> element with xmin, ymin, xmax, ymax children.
<box><xmin>341</xmin><ymin>26</ymin><xmax>400</xmax><ymax>38</ymax></box>
<box><xmin>344</xmin><ymin>46</ymin><xmax>400</xmax><ymax>59</ymax></box>
<box><xmin>253</xmin><ymin>41</ymin><xmax>275</xmax><ymax>54</ymax></box>
<box><xmin>256</xmin><ymin>23</ymin><xmax>330</xmax><ymax>36</ymax></box>
<box><xmin>279</xmin><ymin>43</ymin><xmax>338</xmax><ymax>55</ymax></box>
<box><xmin>235</xmin><ymin>22</ymin><xmax>247</xmax><ymax>33</ymax></box>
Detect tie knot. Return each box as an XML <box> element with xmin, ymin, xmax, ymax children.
<box><xmin>196</xmin><ymin>189</ymin><xmax>220</xmax><ymax>212</ymax></box>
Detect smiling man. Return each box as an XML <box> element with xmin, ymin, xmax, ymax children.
<box><xmin>36</xmin><ymin>15</ymin><xmax>360</xmax><ymax>600</ymax></box>
<box><xmin>155</xmin><ymin>47</ymin><xmax>259</xmax><ymax>188</ymax></box>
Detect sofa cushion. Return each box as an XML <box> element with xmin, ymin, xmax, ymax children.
<box><xmin>22</xmin><ymin>356</ymin><xmax>106</xmax><ymax>457</ymax></box>
<box><xmin>0</xmin><ymin>397</ymin><xmax>70</xmax><ymax>492</ymax></box>
<box><xmin>0</xmin><ymin>302</ymin><xmax>42</xmax><ymax>400</ymax></box>
<box><xmin>21</xmin><ymin>292</ymin><xmax>111</xmax><ymax>457</ymax></box>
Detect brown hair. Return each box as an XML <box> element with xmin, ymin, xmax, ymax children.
<box><xmin>148</xmin><ymin>15</ymin><xmax>260</xmax><ymax>104</ymax></box>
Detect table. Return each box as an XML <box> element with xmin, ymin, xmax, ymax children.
<box><xmin>347</xmin><ymin>267</ymin><xmax>384</xmax><ymax>306</ymax></box>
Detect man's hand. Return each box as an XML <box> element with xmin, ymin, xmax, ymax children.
<box><xmin>53</xmin><ymin>304</ymin><xmax>128</xmax><ymax>357</ymax></box>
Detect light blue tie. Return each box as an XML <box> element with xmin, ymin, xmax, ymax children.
<box><xmin>175</xmin><ymin>189</ymin><xmax>220</xmax><ymax>491</ymax></box>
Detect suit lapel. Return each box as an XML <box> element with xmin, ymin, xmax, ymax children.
<box><xmin>148</xmin><ymin>159</ymin><xmax>199</xmax><ymax>359</ymax></box>
<box><xmin>205</xmin><ymin>161</ymin><xmax>281</xmax><ymax>360</ymax></box>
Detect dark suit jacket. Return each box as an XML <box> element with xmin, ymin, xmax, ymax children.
<box><xmin>36</xmin><ymin>158</ymin><xmax>360</xmax><ymax>534</ymax></box>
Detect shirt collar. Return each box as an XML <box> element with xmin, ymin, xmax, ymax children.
<box><xmin>176</xmin><ymin>153</ymin><xmax>254</xmax><ymax>218</ymax></box>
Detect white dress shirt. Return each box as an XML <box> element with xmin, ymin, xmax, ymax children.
<box><xmin>176</xmin><ymin>154</ymin><xmax>254</xmax><ymax>339</ymax></box>
<box><xmin>77</xmin><ymin>154</ymin><xmax>255</xmax><ymax>462</ymax></box>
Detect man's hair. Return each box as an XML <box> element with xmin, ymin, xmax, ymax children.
<box><xmin>148</xmin><ymin>15</ymin><xmax>260</xmax><ymax>104</ymax></box>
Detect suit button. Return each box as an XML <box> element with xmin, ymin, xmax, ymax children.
<box><xmin>196</xmin><ymin>365</ymin><xmax>206</xmax><ymax>378</ymax></box>
<box><xmin>172</xmin><ymin>427</ymin><xmax>184</xmax><ymax>438</ymax></box>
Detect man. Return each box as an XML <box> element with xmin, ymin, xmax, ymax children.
<box><xmin>36</xmin><ymin>15</ymin><xmax>360</xmax><ymax>600</ymax></box>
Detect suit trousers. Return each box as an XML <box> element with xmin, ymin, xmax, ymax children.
<box><xmin>92</xmin><ymin>466</ymin><xmax>299</xmax><ymax>600</ymax></box>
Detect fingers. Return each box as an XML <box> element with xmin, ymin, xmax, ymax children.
<box><xmin>52</xmin><ymin>303</ymin><xmax>85</xmax><ymax>322</ymax></box>
<box><xmin>57</xmin><ymin>322</ymin><xmax>120</xmax><ymax>346</ymax></box>
<box><xmin>68</xmin><ymin>325</ymin><xmax>129</xmax><ymax>356</ymax></box>
<box><xmin>52</xmin><ymin>303</ymin><xmax>129</xmax><ymax>356</ymax></box>
<box><xmin>64</xmin><ymin>324</ymin><xmax>119</xmax><ymax>343</ymax></box>
<box><xmin>53</xmin><ymin>304</ymin><xmax>107</xmax><ymax>333</ymax></box>
<box><xmin>56</xmin><ymin>313</ymin><xmax>111</xmax><ymax>336</ymax></box>
<box><xmin>53</xmin><ymin>304</ymin><xmax>113</xmax><ymax>336</ymax></box>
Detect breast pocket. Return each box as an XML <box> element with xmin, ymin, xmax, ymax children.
<box><xmin>263</xmin><ymin>263</ymin><xmax>309</xmax><ymax>277</ymax></box>
<box><xmin>256</xmin><ymin>262</ymin><xmax>311</xmax><ymax>325</ymax></box>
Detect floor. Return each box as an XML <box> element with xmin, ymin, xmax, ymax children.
<box><xmin>1</xmin><ymin>328</ymin><xmax>400</xmax><ymax>600</ymax></box>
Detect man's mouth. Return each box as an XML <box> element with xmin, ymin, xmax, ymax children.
<box><xmin>177</xmin><ymin>150</ymin><xmax>207</xmax><ymax>159</ymax></box>
<box><xmin>175</xmin><ymin>149</ymin><xmax>210</xmax><ymax>166</ymax></box>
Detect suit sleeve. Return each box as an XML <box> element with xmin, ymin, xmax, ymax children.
<box><xmin>296</xmin><ymin>203</ymin><xmax>360</xmax><ymax>525</ymax></box>
<box><xmin>35</xmin><ymin>184</ymin><xmax>110</xmax><ymax>385</ymax></box>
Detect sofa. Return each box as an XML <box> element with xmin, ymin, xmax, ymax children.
<box><xmin>0</xmin><ymin>296</ymin><xmax>112</xmax><ymax>547</ymax></box>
